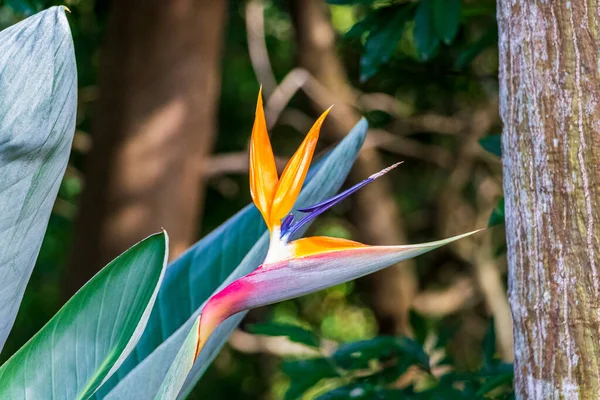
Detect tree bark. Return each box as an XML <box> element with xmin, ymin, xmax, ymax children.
<box><xmin>289</xmin><ymin>0</ymin><xmax>417</xmax><ymax>334</ymax></box>
<box><xmin>498</xmin><ymin>0</ymin><xmax>600</xmax><ymax>397</ymax></box>
<box><xmin>65</xmin><ymin>0</ymin><xmax>226</xmax><ymax>296</ymax></box>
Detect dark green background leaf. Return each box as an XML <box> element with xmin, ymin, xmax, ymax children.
<box><xmin>414</xmin><ymin>0</ymin><xmax>440</xmax><ymax>61</ymax></box>
<box><xmin>483</xmin><ymin>318</ymin><xmax>497</xmax><ymax>369</ymax></box>
<box><xmin>283</xmin><ymin>358</ymin><xmax>339</xmax><ymax>400</ymax></box>
<box><xmin>479</xmin><ymin>134</ymin><xmax>502</xmax><ymax>157</ymax></box>
<box><xmin>360</xmin><ymin>6</ymin><xmax>412</xmax><ymax>81</ymax></box>
<box><xmin>433</xmin><ymin>0</ymin><xmax>461</xmax><ymax>44</ymax></box>
<box><xmin>333</xmin><ymin>336</ymin><xmax>429</xmax><ymax>372</ymax></box>
<box><xmin>327</xmin><ymin>0</ymin><xmax>377</xmax><ymax>5</ymax></box>
<box><xmin>248</xmin><ymin>323</ymin><xmax>319</xmax><ymax>348</ymax></box>
<box><xmin>489</xmin><ymin>198</ymin><xmax>505</xmax><ymax>227</ymax></box>
<box><xmin>455</xmin><ymin>27</ymin><xmax>498</xmax><ymax>69</ymax></box>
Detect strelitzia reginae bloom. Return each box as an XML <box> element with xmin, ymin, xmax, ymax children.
<box><xmin>194</xmin><ymin>89</ymin><xmax>481</xmax><ymax>359</ymax></box>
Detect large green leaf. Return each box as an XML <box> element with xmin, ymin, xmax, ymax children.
<box><xmin>0</xmin><ymin>232</ymin><xmax>168</xmax><ymax>399</ymax></box>
<box><xmin>0</xmin><ymin>6</ymin><xmax>77</xmax><ymax>351</ymax></box>
<box><xmin>100</xmin><ymin>119</ymin><xmax>368</xmax><ymax>399</ymax></box>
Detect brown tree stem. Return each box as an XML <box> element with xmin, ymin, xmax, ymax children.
<box><xmin>65</xmin><ymin>0</ymin><xmax>226</xmax><ymax>296</ymax></box>
<box><xmin>498</xmin><ymin>0</ymin><xmax>600</xmax><ymax>397</ymax></box>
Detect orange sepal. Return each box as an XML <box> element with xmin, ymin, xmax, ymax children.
<box><xmin>268</xmin><ymin>107</ymin><xmax>332</xmax><ymax>228</ymax></box>
<box><xmin>292</xmin><ymin>236</ymin><xmax>366</xmax><ymax>259</ymax></box>
<box><xmin>249</xmin><ymin>87</ymin><xmax>279</xmax><ymax>230</ymax></box>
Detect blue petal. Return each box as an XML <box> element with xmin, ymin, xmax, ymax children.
<box><xmin>286</xmin><ymin>162</ymin><xmax>402</xmax><ymax>238</ymax></box>
<box><xmin>280</xmin><ymin>214</ymin><xmax>294</xmax><ymax>238</ymax></box>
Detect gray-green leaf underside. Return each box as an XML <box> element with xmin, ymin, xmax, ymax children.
<box><xmin>0</xmin><ymin>6</ymin><xmax>77</xmax><ymax>351</ymax></box>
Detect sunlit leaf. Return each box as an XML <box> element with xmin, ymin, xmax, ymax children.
<box><xmin>0</xmin><ymin>6</ymin><xmax>76</xmax><ymax>351</ymax></box>
<box><xmin>0</xmin><ymin>232</ymin><xmax>168</xmax><ymax>399</ymax></box>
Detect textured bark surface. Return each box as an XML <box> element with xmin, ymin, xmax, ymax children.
<box><xmin>65</xmin><ymin>0</ymin><xmax>226</xmax><ymax>295</ymax></box>
<box><xmin>498</xmin><ymin>0</ymin><xmax>600</xmax><ymax>397</ymax></box>
<box><xmin>289</xmin><ymin>0</ymin><xmax>418</xmax><ymax>334</ymax></box>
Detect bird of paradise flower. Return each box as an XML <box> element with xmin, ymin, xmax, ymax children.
<box><xmin>194</xmin><ymin>89</ymin><xmax>482</xmax><ymax>360</ymax></box>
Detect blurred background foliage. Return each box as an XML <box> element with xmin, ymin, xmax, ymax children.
<box><xmin>0</xmin><ymin>0</ymin><xmax>509</xmax><ymax>398</ymax></box>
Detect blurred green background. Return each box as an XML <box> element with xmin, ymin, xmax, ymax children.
<box><xmin>0</xmin><ymin>0</ymin><xmax>508</xmax><ymax>398</ymax></box>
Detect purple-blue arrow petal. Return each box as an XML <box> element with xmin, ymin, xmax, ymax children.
<box><xmin>284</xmin><ymin>162</ymin><xmax>402</xmax><ymax>238</ymax></box>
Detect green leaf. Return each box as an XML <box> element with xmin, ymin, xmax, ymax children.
<box><xmin>482</xmin><ymin>318</ymin><xmax>497</xmax><ymax>369</ymax></box>
<box><xmin>381</xmin><ymin>388</ymin><xmax>417</xmax><ymax>399</ymax></box>
<box><xmin>488</xmin><ymin>198</ymin><xmax>505</xmax><ymax>227</ymax></box>
<box><xmin>316</xmin><ymin>383</ymin><xmax>376</xmax><ymax>400</ymax></box>
<box><xmin>454</xmin><ymin>27</ymin><xmax>498</xmax><ymax>69</ymax></box>
<box><xmin>327</xmin><ymin>0</ymin><xmax>377</xmax><ymax>5</ymax></box>
<box><xmin>345</xmin><ymin>12</ymin><xmax>378</xmax><ymax>40</ymax></box>
<box><xmin>100</xmin><ymin>119</ymin><xmax>368</xmax><ymax>399</ymax></box>
<box><xmin>0</xmin><ymin>232</ymin><xmax>168</xmax><ymax>399</ymax></box>
<box><xmin>435</xmin><ymin>319</ymin><xmax>461</xmax><ymax>349</ymax></box>
<box><xmin>360</xmin><ymin>6</ymin><xmax>412</xmax><ymax>82</ymax></box>
<box><xmin>414</xmin><ymin>0</ymin><xmax>440</xmax><ymax>61</ymax></box>
<box><xmin>479</xmin><ymin>134</ymin><xmax>502</xmax><ymax>157</ymax></box>
<box><xmin>476</xmin><ymin>368</ymin><xmax>513</xmax><ymax>396</ymax></box>
<box><xmin>153</xmin><ymin>316</ymin><xmax>200</xmax><ymax>400</ymax></box>
<box><xmin>316</xmin><ymin>379</ymin><xmax>415</xmax><ymax>399</ymax></box>
<box><xmin>248</xmin><ymin>323</ymin><xmax>319</xmax><ymax>348</ymax></box>
<box><xmin>409</xmin><ymin>309</ymin><xmax>428</xmax><ymax>345</ymax></box>
<box><xmin>283</xmin><ymin>358</ymin><xmax>339</xmax><ymax>400</ymax></box>
<box><xmin>433</xmin><ymin>0</ymin><xmax>461</xmax><ymax>44</ymax></box>
<box><xmin>0</xmin><ymin>6</ymin><xmax>77</xmax><ymax>351</ymax></box>
<box><xmin>333</xmin><ymin>336</ymin><xmax>429</xmax><ymax>372</ymax></box>
<box><xmin>333</xmin><ymin>337</ymin><xmax>396</xmax><ymax>370</ymax></box>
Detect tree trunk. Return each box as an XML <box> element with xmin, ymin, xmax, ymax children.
<box><xmin>65</xmin><ymin>0</ymin><xmax>226</xmax><ymax>296</ymax></box>
<box><xmin>498</xmin><ymin>0</ymin><xmax>600</xmax><ymax>397</ymax></box>
<box><xmin>289</xmin><ymin>0</ymin><xmax>417</xmax><ymax>334</ymax></box>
